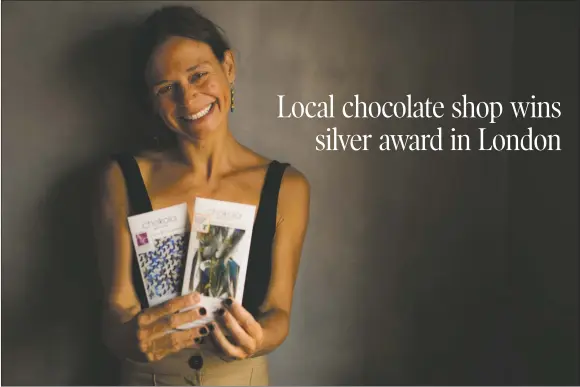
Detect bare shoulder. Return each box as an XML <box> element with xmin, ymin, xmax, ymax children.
<box><xmin>98</xmin><ymin>158</ymin><xmax>126</xmax><ymax>202</ymax></box>
<box><xmin>98</xmin><ymin>151</ymin><xmax>161</xmax><ymax>198</ymax></box>
<box><xmin>281</xmin><ymin>165</ymin><xmax>310</xmax><ymax>196</ymax></box>
<box><xmin>278</xmin><ymin>165</ymin><xmax>311</xmax><ymax>221</ymax></box>
<box><xmin>97</xmin><ymin>152</ymin><xmax>162</xmax><ymax>213</ymax></box>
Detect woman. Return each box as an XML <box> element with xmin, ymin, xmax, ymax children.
<box><xmin>95</xmin><ymin>5</ymin><xmax>310</xmax><ymax>385</ymax></box>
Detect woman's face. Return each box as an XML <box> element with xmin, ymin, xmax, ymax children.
<box><xmin>145</xmin><ymin>36</ymin><xmax>235</xmax><ymax>140</ymax></box>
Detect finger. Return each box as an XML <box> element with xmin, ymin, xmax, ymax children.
<box><xmin>139</xmin><ymin>293</ymin><xmax>201</xmax><ymax>327</ymax></box>
<box><xmin>211</xmin><ymin>320</ymin><xmax>248</xmax><ymax>359</ymax></box>
<box><xmin>147</xmin><ymin>344</ymin><xmax>177</xmax><ymax>362</ymax></box>
<box><xmin>223</xmin><ymin>298</ymin><xmax>263</xmax><ymax>343</ymax></box>
<box><xmin>148</xmin><ymin>324</ymin><xmax>210</xmax><ymax>356</ymax></box>
<box><xmin>140</xmin><ymin>306</ymin><xmax>208</xmax><ymax>341</ymax></box>
<box><xmin>220</xmin><ymin>309</ymin><xmax>257</xmax><ymax>354</ymax></box>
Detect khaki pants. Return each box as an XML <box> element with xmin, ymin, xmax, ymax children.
<box><xmin>120</xmin><ymin>344</ymin><xmax>269</xmax><ymax>386</ymax></box>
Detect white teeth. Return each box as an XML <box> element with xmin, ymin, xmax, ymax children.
<box><xmin>183</xmin><ymin>103</ymin><xmax>213</xmax><ymax>121</ymax></box>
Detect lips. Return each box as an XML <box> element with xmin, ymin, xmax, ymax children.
<box><xmin>181</xmin><ymin>102</ymin><xmax>215</xmax><ymax>121</ymax></box>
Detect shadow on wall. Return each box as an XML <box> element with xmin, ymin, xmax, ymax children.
<box><xmin>4</xmin><ymin>20</ymin><xmax>154</xmax><ymax>385</ymax></box>
<box><xmin>64</xmin><ymin>19</ymin><xmax>156</xmax><ymax>154</ymax></box>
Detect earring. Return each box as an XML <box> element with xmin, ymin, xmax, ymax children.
<box><xmin>230</xmin><ymin>85</ymin><xmax>235</xmax><ymax>112</ymax></box>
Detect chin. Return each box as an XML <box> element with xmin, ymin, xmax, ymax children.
<box><xmin>166</xmin><ymin>123</ymin><xmax>222</xmax><ymax>142</ymax></box>
<box><xmin>178</xmin><ymin>120</ymin><xmax>224</xmax><ymax>140</ymax></box>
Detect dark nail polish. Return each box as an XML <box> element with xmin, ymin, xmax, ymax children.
<box><xmin>217</xmin><ymin>308</ymin><xmax>225</xmax><ymax>317</ymax></box>
<box><xmin>199</xmin><ymin>307</ymin><xmax>207</xmax><ymax>316</ymax></box>
<box><xmin>208</xmin><ymin>323</ymin><xmax>215</xmax><ymax>332</ymax></box>
<box><xmin>194</xmin><ymin>337</ymin><xmax>202</xmax><ymax>344</ymax></box>
<box><xmin>224</xmin><ymin>298</ymin><xmax>233</xmax><ymax>307</ymax></box>
<box><xmin>200</xmin><ymin>327</ymin><xmax>208</xmax><ymax>335</ymax></box>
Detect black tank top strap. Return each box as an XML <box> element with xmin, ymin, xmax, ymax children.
<box><xmin>112</xmin><ymin>154</ymin><xmax>153</xmax><ymax>214</ymax></box>
<box><xmin>111</xmin><ymin>153</ymin><xmax>151</xmax><ymax>308</ymax></box>
<box><xmin>243</xmin><ymin>160</ymin><xmax>290</xmax><ymax>317</ymax></box>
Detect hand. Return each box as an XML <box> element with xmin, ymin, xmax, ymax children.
<box><xmin>211</xmin><ymin>298</ymin><xmax>264</xmax><ymax>360</ymax></box>
<box><xmin>135</xmin><ymin>292</ymin><xmax>211</xmax><ymax>362</ymax></box>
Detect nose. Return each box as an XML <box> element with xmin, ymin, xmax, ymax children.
<box><xmin>175</xmin><ymin>82</ymin><xmax>198</xmax><ymax>108</ymax></box>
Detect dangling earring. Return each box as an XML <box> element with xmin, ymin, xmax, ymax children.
<box><xmin>230</xmin><ymin>84</ymin><xmax>235</xmax><ymax>113</ymax></box>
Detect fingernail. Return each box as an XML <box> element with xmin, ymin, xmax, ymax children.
<box><xmin>217</xmin><ymin>308</ymin><xmax>225</xmax><ymax>317</ymax></box>
<box><xmin>208</xmin><ymin>323</ymin><xmax>215</xmax><ymax>332</ymax></box>
<box><xmin>194</xmin><ymin>337</ymin><xmax>202</xmax><ymax>344</ymax></box>
<box><xmin>200</xmin><ymin>327</ymin><xmax>208</xmax><ymax>335</ymax></box>
<box><xmin>224</xmin><ymin>298</ymin><xmax>233</xmax><ymax>307</ymax></box>
<box><xmin>199</xmin><ymin>307</ymin><xmax>207</xmax><ymax>316</ymax></box>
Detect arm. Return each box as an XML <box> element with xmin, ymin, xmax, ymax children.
<box><xmin>255</xmin><ymin>167</ymin><xmax>311</xmax><ymax>354</ymax></box>
<box><xmin>93</xmin><ymin>160</ymin><xmax>144</xmax><ymax>359</ymax></box>
<box><xmin>94</xmin><ymin>159</ymin><xmax>210</xmax><ymax>361</ymax></box>
<box><xmin>212</xmin><ymin>166</ymin><xmax>311</xmax><ymax>358</ymax></box>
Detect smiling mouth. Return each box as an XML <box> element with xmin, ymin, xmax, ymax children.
<box><xmin>181</xmin><ymin>102</ymin><xmax>215</xmax><ymax>121</ymax></box>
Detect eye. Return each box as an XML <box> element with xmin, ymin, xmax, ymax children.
<box><xmin>156</xmin><ymin>84</ymin><xmax>173</xmax><ymax>96</ymax></box>
<box><xmin>190</xmin><ymin>72</ymin><xmax>208</xmax><ymax>83</ymax></box>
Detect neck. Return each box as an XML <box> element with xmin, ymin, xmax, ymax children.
<box><xmin>176</xmin><ymin>128</ymin><xmax>238</xmax><ymax>183</ymax></box>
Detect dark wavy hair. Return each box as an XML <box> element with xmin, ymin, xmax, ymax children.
<box><xmin>130</xmin><ymin>5</ymin><xmax>231</xmax><ymax>112</ymax></box>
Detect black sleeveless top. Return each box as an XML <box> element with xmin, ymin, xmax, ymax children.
<box><xmin>113</xmin><ymin>154</ymin><xmax>289</xmax><ymax>318</ymax></box>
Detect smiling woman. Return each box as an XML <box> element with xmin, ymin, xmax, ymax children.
<box><xmin>95</xmin><ymin>5</ymin><xmax>310</xmax><ymax>386</ymax></box>
<box><xmin>146</xmin><ymin>36</ymin><xmax>232</xmax><ymax>139</ymax></box>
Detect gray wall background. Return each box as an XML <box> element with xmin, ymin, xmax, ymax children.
<box><xmin>2</xmin><ymin>1</ymin><xmax>578</xmax><ymax>385</ymax></box>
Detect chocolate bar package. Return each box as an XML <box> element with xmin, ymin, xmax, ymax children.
<box><xmin>178</xmin><ymin>198</ymin><xmax>256</xmax><ymax>329</ymax></box>
<box><xmin>127</xmin><ymin>203</ymin><xmax>189</xmax><ymax>307</ymax></box>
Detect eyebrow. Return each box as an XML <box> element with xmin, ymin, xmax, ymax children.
<box><xmin>152</xmin><ymin>62</ymin><xmax>211</xmax><ymax>87</ymax></box>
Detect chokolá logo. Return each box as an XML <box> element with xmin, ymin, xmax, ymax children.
<box><xmin>142</xmin><ymin>216</ymin><xmax>178</xmax><ymax>229</ymax></box>
<box><xmin>209</xmin><ymin>209</ymin><xmax>242</xmax><ymax>220</ymax></box>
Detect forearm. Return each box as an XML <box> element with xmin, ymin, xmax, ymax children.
<box><xmin>254</xmin><ymin>308</ymin><xmax>290</xmax><ymax>356</ymax></box>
